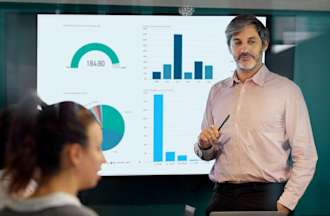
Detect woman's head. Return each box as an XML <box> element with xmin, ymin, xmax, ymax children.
<box><xmin>5</xmin><ymin>94</ymin><xmax>105</xmax><ymax>194</ymax></box>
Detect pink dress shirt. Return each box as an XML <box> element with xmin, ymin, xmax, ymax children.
<box><xmin>194</xmin><ymin>65</ymin><xmax>318</xmax><ymax>210</ymax></box>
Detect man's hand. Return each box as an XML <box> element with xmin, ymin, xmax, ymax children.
<box><xmin>277</xmin><ymin>202</ymin><xmax>290</xmax><ymax>215</ymax></box>
<box><xmin>198</xmin><ymin>125</ymin><xmax>220</xmax><ymax>149</ymax></box>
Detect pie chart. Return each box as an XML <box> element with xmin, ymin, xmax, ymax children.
<box><xmin>90</xmin><ymin>105</ymin><xmax>125</xmax><ymax>151</ymax></box>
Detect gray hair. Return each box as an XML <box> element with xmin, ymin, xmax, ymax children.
<box><xmin>225</xmin><ymin>15</ymin><xmax>269</xmax><ymax>47</ymax></box>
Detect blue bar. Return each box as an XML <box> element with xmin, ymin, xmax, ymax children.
<box><xmin>153</xmin><ymin>95</ymin><xmax>163</xmax><ymax>162</ymax></box>
<box><xmin>184</xmin><ymin>72</ymin><xmax>193</xmax><ymax>79</ymax></box>
<box><xmin>174</xmin><ymin>34</ymin><xmax>182</xmax><ymax>79</ymax></box>
<box><xmin>152</xmin><ymin>72</ymin><xmax>161</xmax><ymax>80</ymax></box>
<box><xmin>194</xmin><ymin>61</ymin><xmax>203</xmax><ymax>79</ymax></box>
<box><xmin>163</xmin><ymin>64</ymin><xmax>172</xmax><ymax>79</ymax></box>
<box><xmin>178</xmin><ymin>155</ymin><xmax>187</xmax><ymax>161</ymax></box>
<box><xmin>166</xmin><ymin>152</ymin><xmax>175</xmax><ymax>161</ymax></box>
<box><xmin>205</xmin><ymin>65</ymin><xmax>213</xmax><ymax>79</ymax></box>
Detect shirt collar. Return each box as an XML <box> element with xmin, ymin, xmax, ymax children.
<box><xmin>226</xmin><ymin>64</ymin><xmax>269</xmax><ymax>87</ymax></box>
<box><xmin>6</xmin><ymin>192</ymin><xmax>81</xmax><ymax>212</ymax></box>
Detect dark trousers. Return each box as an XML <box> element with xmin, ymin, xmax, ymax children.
<box><xmin>206</xmin><ymin>182</ymin><xmax>293</xmax><ymax>216</ymax></box>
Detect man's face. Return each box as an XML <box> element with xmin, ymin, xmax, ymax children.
<box><xmin>229</xmin><ymin>24</ymin><xmax>268</xmax><ymax>73</ymax></box>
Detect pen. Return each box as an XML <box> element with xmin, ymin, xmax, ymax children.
<box><xmin>218</xmin><ymin>114</ymin><xmax>230</xmax><ymax>131</ymax></box>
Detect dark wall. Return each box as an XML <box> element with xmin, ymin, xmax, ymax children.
<box><xmin>0</xmin><ymin>13</ymin><xmax>5</xmax><ymax>108</ymax></box>
<box><xmin>292</xmin><ymin>31</ymin><xmax>330</xmax><ymax>215</ymax></box>
<box><xmin>5</xmin><ymin>13</ymin><xmax>36</xmax><ymax>105</ymax></box>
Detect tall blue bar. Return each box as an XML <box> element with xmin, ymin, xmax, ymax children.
<box><xmin>205</xmin><ymin>65</ymin><xmax>213</xmax><ymax>79</ymax></box>
<box><xmin>194</xmin><ymin>61</ymin><xmax>203</xmax><ymax>79</ymax></box>
<box><xmin>153</xmin><ymin>95</ymin><xmax>163</xmax><ymax>162</ymax></box>
<box><xmin>163</xmin><ymin>64</ymin><xmax>172</xmax><ymax>79</ymax></box>
<box><xmin>166</xmin><ymin>152</ymin><xmax>175</xmax><ymax>161</ymax></box>
<box><xmin>174</xmin><ymin>34</ymin><xmax>182</xmax><ymax>79</ymax></box>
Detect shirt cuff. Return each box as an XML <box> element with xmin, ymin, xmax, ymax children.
<box><xmin>278</xmin><ymin>190</ymin><xmax>299</xmax><ymax>211</ymax></box>
<box><xmin>194</xmin><ymin>142</ymin><xmax>215</xmax><ymax>161</ymax></box>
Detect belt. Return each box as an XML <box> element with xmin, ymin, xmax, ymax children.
<box><xmin>215</xmin><ymin>182</ymin><xmax>286</xmax><ymax>190</ymax></box>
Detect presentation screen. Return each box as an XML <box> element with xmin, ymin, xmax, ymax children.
<box><xmin>37</xmin><ymin>15</ymin><xmax>266</xmax><ymax>176</ymax></box>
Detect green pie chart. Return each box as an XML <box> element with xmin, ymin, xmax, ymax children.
<box><xmin>90</xmin><ymin>105</ymin><xmax>125</xmax><ymax>151</ymax></box>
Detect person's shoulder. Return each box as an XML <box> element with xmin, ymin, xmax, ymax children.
<box><xmin>0</xmin><ymin>208</ymin><xmax>12</xmax><ymax>216</ymax></box>
<box><xmin>80</xmin><ymin>206</ymin><xmax>98</xmax><ymax>216</ymax></box>
<box><xmin>207</xmin><ymin>77</ymin><xmax>232</xmax><ymax>99</ymax></box>
<box><xmin>42</xmin><ymin>205</ymin><xmax>98</xmax><ymax>216</ymax></box>
<box><xmin>267</xmin><ymin>70</ymin><xmax>301</xmax><ymax>91</ymax></box>
<box><xmin>0</xmin><ymin>205</ymin><xmax>98</xmax><ymax>216</ymax></box>
<box><xmin>210</xmin><ymin>77</ymin><xmax>232</xmax><ymax>92</ymax></box>
<box><xmin>0</xmin><ymin>207</ymin><xmax>26</xmax><ymax>216</ymax></box>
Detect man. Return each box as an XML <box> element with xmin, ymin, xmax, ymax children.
<box><xmin>194</xmin><ymin>15</ymin><xmax>318</xmax><ymax>216</ymax></box>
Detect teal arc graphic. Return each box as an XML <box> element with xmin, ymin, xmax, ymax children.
<box><xmin>70</xmin><ymin>43</ymin><xmax>120</xmax><ymax>68</ymax></box>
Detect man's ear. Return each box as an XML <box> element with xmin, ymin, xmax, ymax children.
<box><xmin>262</xmin><ymin>40</ymin><xmax>269</xmax><ymax>51</ymax></box>
<box><xmin>228</xmin><ymin>44</ymin><xmax>232</xmax><ymax>54</ymax></box>
<box><xmin>67</xmin><ymin>143</ymin><xmax>83</xmax><ymax>166</ymax></box>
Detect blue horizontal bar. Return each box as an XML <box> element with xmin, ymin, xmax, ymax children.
<box><xmin>153</xmin><ymin>72</ymin><xmax>161</xmax><ymax>79</ymax></box>
<box><xmin>178</xmin><ymin>155</ymin><xmax>187</xmax><ymax>161</ymax></box>
<box><xmin>184</xmin><ymin>72</ymin><xmax>192</xmax><ymax>79</ymax></box>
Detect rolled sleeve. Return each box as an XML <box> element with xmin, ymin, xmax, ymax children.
<box><xmin>194</xmin><ymin>142</ymin><xmax>217</xmax><ymax>161</ymax></box>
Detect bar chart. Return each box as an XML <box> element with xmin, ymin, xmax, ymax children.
<box><xmin>153</xmin><ymin>94</ymin><xmax>189</xmax><ymax>162</ymax></box>
<box><xmin>151</xmin><ymin>34</ymin><xmax>213</xmax><ymax>80</ymax></box>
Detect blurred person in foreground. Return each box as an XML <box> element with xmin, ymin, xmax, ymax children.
<box><xmin>0</xmin><ymin>94</ymin><xmax>105</xmax><ymax>216</ymax></box>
